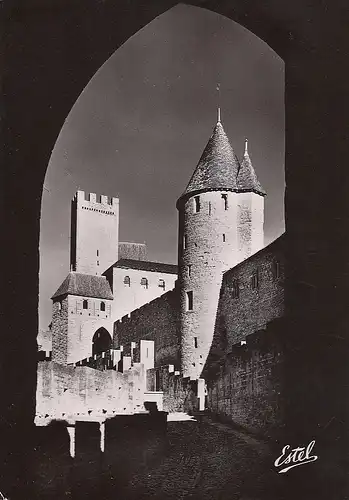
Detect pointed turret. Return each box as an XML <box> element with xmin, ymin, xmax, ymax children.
<box><xmin>177</xmin><ymin>115</ymin><xmax>240</xmax><ymax>207</ymax></box>
<box><xmin>237</xmin><ymin>139</ymin><xmax>265</xmax><ymax>195</ymax></box>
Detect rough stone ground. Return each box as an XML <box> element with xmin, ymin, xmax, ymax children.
<box><xmin>32</xmin><ymin>416</ymin><xmax>343</xmax><ymax>500</ymax></box>
<box><xmin>119</xmin><ymin>419</ymin><xmax>282</xmax><ymax>500</ymax></box>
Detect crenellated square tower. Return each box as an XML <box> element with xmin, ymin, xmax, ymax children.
<box><xmin>70</xmin><ymin>190</ymin><xmax>119</xmax><ymax>275</ymax></box>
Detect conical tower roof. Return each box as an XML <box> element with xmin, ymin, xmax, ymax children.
<box><xmin>177</xmin><ymin>114</ymin><xmax>240</xmax><ymax>207</ymax></box>
<box><xmin>237</xmin><ymin>139</ymin><xmax>266</xmax><ymax>195</ymax></box>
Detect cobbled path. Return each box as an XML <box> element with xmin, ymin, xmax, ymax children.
<box><xmin>118</xmin><ymin>419</ymin><xmax>283</xmax><ymax>500</ymax></box>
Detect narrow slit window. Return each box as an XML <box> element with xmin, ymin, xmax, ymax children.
<box><xmin>187</xmin><ymin>265</ymin><xmax>192</xmax><ymax>278</ymax></box>
<box><xmin>208</xmin><ymin>201</ymin><xmax>212</xmax><ymax>215</ymax></box>
<box><xmin>194</xmin><ymin>196</ymin><xmax>201</xmax><ymax>213</ymax></box>
<box><xmin>272</xmin><ymin>260</ymin><xmax>281</xmax><ymax>280</ymax></box>
<box><xmin>83</xmin><ymin>299</ymin><xmax>88</xmax><ymax>309</ymax></box>
<box><xmin>100</xmin><ymin>301</ymin><xmax>106</xmax><ymax>312</ymax></box>
<box><xmin>97</xmin><ymin>249</ymin><xmax>99</xmax><ymax>256</ymax></box>
<box><xmin>223</xmin><ymin>233</ymin><xmax>226</xmax><ymax>242</ymax></box>
<box><xmin>183</xmin><ymin>234</ymin><xmax>187</xmax><ymax>249</ymax></box>
<box><xmin>58</xmin><ymin>301</ymin><xmax>62</xmax><ymax>311</ymax></box>
<box><xmin>251</xmin><ymin>270</ymin><xmax>259</xmax><ymax>290</ymax></box>
<box><xmin>124</xmin><ymin>275</ymin><xmax>131</xmax><ymax>287</ymax></box>
<box><xmin>194</xmin><ymin>337</ymin><xmax>198</xmax><ymax>348</ymax></box>
<box><xmin>221</xmin><ymin>193</ymin><xmax>228</xmax><ymax>210</ymax></box>
<box><xmin>186</xmin><ymin>291</ymin><xmax>193</xmax><ymax>311</ymax></box>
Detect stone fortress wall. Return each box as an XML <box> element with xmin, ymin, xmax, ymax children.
<box><xmin>111</xmin><ymin>235</ymin><xmax>286</xmax><ymax>436</ymax></box>
<box><xmin>113</xmin><ymin>289</ymin><xmax>180</xmax><ymax>368</ymax></box>
<box><xmin>210</xmin><ymin>235</ymin><xmax>285</xmax><ymax>357</ymax></box>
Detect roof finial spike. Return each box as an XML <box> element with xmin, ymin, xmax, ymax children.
<box><xmin>216</xmin><ymin>83</ymin><xmax>221</xmax><ymax>123</ymax></box>
<box><xmin>244</xmin><ymin>138</ymin><xmax>249</xmax><ymax>155</ymax></box>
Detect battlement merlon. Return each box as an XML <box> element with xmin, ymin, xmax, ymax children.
<box><xmin>74</xmin><ymin>190</ymin><xmax>119</xmax><ymax>207</ymax></box>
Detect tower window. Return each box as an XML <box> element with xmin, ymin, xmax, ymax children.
<box><xmin>186</xmin><ymin>291</ymin><xmax>193</xmax><ymax>311</ymax></box>
<box><xmin>58</xmin><ymin>301</ymin><xmax>62</xmax><ymax>311</ymax></box>
<box><xmin>141</xmin><ymin>277</ymin><xmax>148</xmax><ymax>289</ymax></box>
<box><xmin>272</xmin><ymin>260</ymin><xmax>281</xmax><ymax>280</ymax></box>
<box><xmin>100</xmin><ymin>301</ymin><xmax>106</xmax><ymax>312</ymax></box>
<box><xmin>183</xmin><ymin>234</ymin><xmax>187</xmax><ymax>249</ymax></box>
<box><xmin>208</xmin><ymin>201</ymin><xmax>212</xmax><ymax>215</ymax></box>
<box><xmin>251</xmin><ymin>270</ymin><xmax>259</xmax><ymax>290</ymax></box>
<box><xmin>187</xmin><ymin>265</ymin><xmax>192</xmax><ymax>277</ymax></box>
<box><xmin>221</xmin><ymin>193</ymin><xmax>228</xmax><ymax>210</ymax></box>
<box><xmin>223</xmin><ymin>233</ymin><xmax>226</xmax><ymax>242</ymax></box>
<box><xmin>158</xmin><ymin>279</ymin><xmax>165</xmax><ymax>290</ymax></box>
<box><xmin>83</xmin><ymin>299</ymin><xmax>88</xmax><ymax>309</ymax></box>
<box><xmin>194</xmin><ymin>196</ymin><xmax>201</xmax><ymax>213</ymax></box>
<box><xmin>124</xmin><ymin>275</ymin><xmax>131</xmax><ymax>287</ymax></box>
<box><xmin>232</xmin><ymin>279</ymin><xmax>239</xmax><ymax>298</ymax></box>
<box><xmin>97</xmin><ymin>249</ymin><xmax>99</xmax><ymax>256</ymax></box>
<box><xmin>194</xmin><ymin>337</ymin><xmax>198</xmax><ymax>348</ymax></box>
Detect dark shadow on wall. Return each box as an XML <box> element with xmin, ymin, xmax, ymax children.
<box><xmin>2</xmin><ymin>1</ymin><xmax>349</xmax><ymax>499</ymax></box>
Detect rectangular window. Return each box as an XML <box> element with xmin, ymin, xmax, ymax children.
<box><xmin>194</xmin><ymin>337</ymin><xmax>198</xmax><ymax>348</ymax></box>
<box><xmin>221</xmin><ymin>193</ymin><xmax>228</xmax><ymax>210</ymax></box>
<box><xmin>232</xmin><ymin>279</ymin><xmax>239</xmax><ymax>298</ymax></box>
<box><xmin>183</xmin><ymin>234</ymin><xmax>187</xmax><ymax>249</ymax></box>
<box><xmin>251</xmin><ymin>270</ymin><xmax>259</xmax><ymax>290</ymax></box>
<box><xmin>223</xmin><ymin>233</ymin><xmax>226</xmax><ymax>242</ymax></box>
<box><xmin>158</xmin><ymin>279</ymin><xmax>165</xmax><ymax>290</ymax></box>
<box><xmin>187</xmin><ymin>265</ymin><xmax>192</xmax><ymax>277</ymax></box>
<box><xmin>141</xmin><ymin>277</ymin><xmax>148</xmax><ymax>289</ymax></box>
<box><xmin>186</xmin><ymin>291</ymin><xmax>193</xmax><ymax>311</ymax></box>
<box><xmin>208</xmin><ymin>201</ymin><xmax>212</xmax><ymax>215</ymax></box>
<box><xmin>194</xmin><ymin>196</ymin><xmax>200</xmax><ymax>213</ymax></box>
<box><xmin>97</xmin><ymin>249</ymin><xmax>99</xmax><ymax>256</ymax></box>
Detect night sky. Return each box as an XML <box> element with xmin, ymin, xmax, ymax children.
<box><xmin>39</xmin><ymin>4</ymin><xmax>285</xmax><ymax>332</ymax></box>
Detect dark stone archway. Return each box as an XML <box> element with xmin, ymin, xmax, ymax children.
<box><xmin>2</xmin><ymin>1</ymin><xmax>349</xmax><ymax>497</ymax></box>
<box><xmin>92</xmin><ymin>327</ymin><xmax>112</xmax><ymax>356</ymax></box>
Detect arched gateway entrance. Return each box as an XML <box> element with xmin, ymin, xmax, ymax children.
<box><xmin>92</xmin><ymin>328</ymin><xmax>112</xmax><ymax>356</ymax></box>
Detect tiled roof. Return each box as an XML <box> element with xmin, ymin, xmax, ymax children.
<box><xmin>110</xmin><ymin>259</ymin><xmax>178</xmax><ymax>275</ymax></box>
<box><xmin>178</xmin><ymin>121</ymin><xmax>240</xmax><ymax>205</ymax></box>
<box><xmin>177</xmin><ymin>121</ymin><xmax>265</xmax><ymax>206</ymax></box>
<box><xmin>118</xmin><ymin>242</ymin><xmax>147</xmax><ymax>261</ymax></box>
<box><xmin>237</xmin><ymin>144</ymin><xmax>265</xmax><ymax>195</ymax></box>
<box><xmin>51</xmin><ymin>273</ymin><xmax>113</xmax><ymax>300</ymax></box>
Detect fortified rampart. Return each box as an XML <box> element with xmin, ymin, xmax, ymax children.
<box><xmin>113</xmin><ymin>289</ymin><xmax>180</xmax><ymax>368</ymax></box>
<box><xmin>35</xmin><ymin>360</ymin><xmax>146</xmax><ymax>425</ymax></box>
<box><xmin>147</xmin><ymin>364</ymin><xmax>200</xmax><ymax>414</ymax></box>
<box><xmin>205</xmin><ymin>322</ymin><xmax>285</xmax><ymax>439</ymax></box>
<box><xmin>207</xmin><ymin>235</ymin><xmax>285</xmax><ymax>367</ymax></box>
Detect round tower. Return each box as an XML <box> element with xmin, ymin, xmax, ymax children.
<box><xmin>177</xmin><ymin>111</ymin><xmax>265</xmax><ymax>379</ymax></box>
